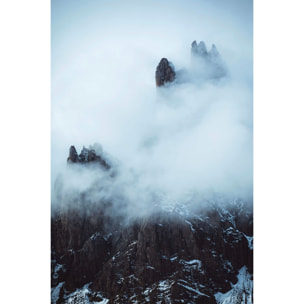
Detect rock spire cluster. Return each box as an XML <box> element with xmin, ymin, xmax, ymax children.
<box><xmin>191</xmin><ymin>40</ymin><xmax>220</xmax><ymax>59</ymax></box>
<box><xmin>67</xmin><ymin>145</ymin><xmax>110</xmax><ymax>169</ymax></box>
<box><xmin>155</xmin><ymin>40</ymin><xmax>226</xmax><ymax>87</ymax></box>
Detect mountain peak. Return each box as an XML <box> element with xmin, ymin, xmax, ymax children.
<box><xmin>67</xmin><ymin>145</ymin><xmax>110</xmax><ymax>169</ymax></box>
<box><xmin>156</xmin><ymin>40</ymin><xmax>226</xmax><ymax>87</ymax></box>
<box><xmin>192</xmin><ymin>40</ymin><xmax>208</xmax><ymax>57</ymax></box>
<box><xmin>155</xmin><ymin>58</ymin><xmax>176</xmax><ymax>87</ymax></box>
<box><xmin>210</xmin><ymin>44</ymin><xmax>219</xmax><ymax>57</ymax></box>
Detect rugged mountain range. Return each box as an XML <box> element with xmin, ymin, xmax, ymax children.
<box><xmin>51</xmin><ymin>148</ymin><xmax>253</xmax><ymax>304</ymax></box>
<box><xmin>51</xmin><ymin>41</ymin><xmax>253</xmax><ymax>303</ymax></box>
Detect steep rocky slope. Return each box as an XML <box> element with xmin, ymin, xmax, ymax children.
<box><xmin>51</xmin><ymin>147</ymin><xmax>253</xmax><ymax>304</ymax></box>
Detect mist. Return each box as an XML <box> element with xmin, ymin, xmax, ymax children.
<box><xmin>51</xmin><ymin>0</ymin><xmax>253</xmax><ymax>216</ymax></box>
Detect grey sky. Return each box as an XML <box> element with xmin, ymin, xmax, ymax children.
<box><xmin>51</xmin><ymin>0</ymin><xmax>253</xmax><ymax>206</ymax></box>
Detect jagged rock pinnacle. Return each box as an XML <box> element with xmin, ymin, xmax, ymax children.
<box><xmin>197</xmin><ymin>41</ymin><xmax>208</xmax><ymax>56</ymax></box>
<box><xmin>191</xmin><ymin>40</ymin><xmax>197</xmax><ymax>48</ymax></box>
<box><xmin>67</xmin><ymin>145</ymin><xmax>110</xmax><ymax>169</ymax></box>
<box><xmin>155</xmin><ymin>58</ymin><xmax>176</xmax><ymax>87</ymax></box>
<box><xmin>210</xmin><ymin>44</ymin><xmax>219</xmax><ymax>57</ymax></box>
<box><xmin>154</xmin><ymin>40</ymin><xmax>226</xmax><ymax>88</ymax></box>
<box><xmin>191</xmin><ymin>40</ymin><xmax>226</xmax><ymax>79</ymax></box>
<box><xmin>191</xmin><ymin>40</ymin><xmax>208</xmax><ymax>58</ymax></box>
<box><xmin>67</xmin><ymin>145</ymin><xmax>79</xmax><ymax>163</ymax></box>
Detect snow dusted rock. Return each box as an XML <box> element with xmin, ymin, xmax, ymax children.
<box><xmin>215</xmin><ymin>266</ymin><xmax>253</xmax><ymax>304</ymax></box>
<box><xmin>155</xmin><ymin>58</ymin><xmax>176</xmax><ymax>87</ymax></box>
<box><xmin>52</xmin><ymin>167</ymin><xmax>253</xmax><ymax>304</ymax></box>
<box><xmin>52</xmin><ymin>146</ymin><xmax>253</xmax><ymax>303</ymax></box>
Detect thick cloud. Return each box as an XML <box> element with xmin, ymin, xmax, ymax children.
<box><xmin>51</xmin><ymin>0</ymin><xmax>253</xmax><ymax>213</ymax></box>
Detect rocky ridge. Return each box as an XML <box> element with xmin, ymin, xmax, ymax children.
<box><xmin>67</xmin><ymin>145</ymin><xmax>110</xmax><ymax>170</ymax></box>
<box><xmin>51</xmin><ymin>146</ymin><xmax>253</xmax><ymax>304</ymax></box>
<box><xmin>52</xmin><ymin>40</ymin><xmax>252</xmax><ymax>304</ymax></box>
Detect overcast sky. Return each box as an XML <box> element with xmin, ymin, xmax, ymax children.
<box><xmin>51</xmin><ymin>0</ymin><xmax>253</xmax><ymax>207</ymax></box>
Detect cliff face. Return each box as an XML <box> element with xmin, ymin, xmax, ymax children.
<box><xmin>51</xmin><ymin>147</ymin><xmax>253</xmax><ymax>304</ymax></box>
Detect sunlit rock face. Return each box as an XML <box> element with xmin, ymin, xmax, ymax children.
<box><xmin>155</xmin><ymin>58</ymin><xmax>176</xmax><ymax>87</ymax></box>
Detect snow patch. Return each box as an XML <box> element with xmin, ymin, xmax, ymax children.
<box><xmin>177</xmin><ymin>282</ymin><xmax>209</xmax><ymax>297</ymax></box>
<box><xmin>158</xmin><ymin>279</ymin><xmax>174</xmax><ymax>292</ymax></box>
<box><xmin>243</xmin><ymin>233</ymin><xmax>253</xmax><ymax>250</ymax></box>
<box><xmin>103</xmin><ymin>233</ymin><xmax>112</xmax><ymax>241</ymax></box>
<box><xmin>146</xmin><ymin>265</ymin><xmax>155</xmax><ymax>270</ymax></box>
<box><xmin>181</xmin><ymin>259</ymin><xmax>202</xmax><ymax>269</ymax></box>
<box><xmin>63</xmin><ymin>283</ymin><xmax>109</xmax><ymax>304</ymax></box>
<box><xmin>90</xmin><ymin>232</ymin><xmax>101</xmax><ymax>241</ymax></box>
<box><xmin>215</xmin><ymin>266</ymin><xmax>253</xmax><ymax>304</ymax></box>
<box><xmin>185</xmin><ymin>220</ymin><xmax>196</xmax><ymax>232</ymax></box>
<box><xmin>51</xmin><ymin>282</ymin><xmax>64</xmax><ymax>304</ymax></box>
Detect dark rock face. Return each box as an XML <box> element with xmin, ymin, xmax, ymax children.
<box><xmin>67</xmin><ymin>146</ymin><xmax>79</xmax><ymax>163</ymax></box>
<box><xmin>52</xmin><ymin>190</ymin><xmax>253</xmax><ymax>303</ymax></box>
<box><xmin>52</xmin><ymin>146</ymin><xmax>253</xmax><ymax>303</ymax></box>
<box><xmin>155</xmin><ymin>58</ymin><xmax>176</xmax><ymax>87</ymax></box>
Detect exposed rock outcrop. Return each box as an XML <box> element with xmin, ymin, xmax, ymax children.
<box><xmin>67</xmin><ymin>145</ymin><xmax>110</xmax><ymax>170</ymax></box>
<box><xmin>52</xmin><ymin>144</ymin><xmax>253</xmax><ymax>304</ymax></box>
<box><xmin>52</xmin><ymin>198</ymin><xmax>253</xmax><ymax>303</ymax></box>
<box><xmin>67</xmin><ymin>146</ymin><xmax>79</xmax><ymax>163</ymax></box>
<box><xmin>155</xmin><ymin>58</ymin><xmax>176</xmax><ymax>87</ymax></box>
<box><xmin>191</xmin><ymin>40</ymin><xmax>227</xmax><ymax>79</ymax></box>
<box><xmin>191</xmin><ymin>40</ymin><xmax>221</xmax><ymax>60</ymax></box>
<box><xmin>191</xmin><ymin>40</ymin><xmax>208</xmax><ymax>58</ymax></box>
<box><xmin>155</xmin><ymin>40</ymin><xmax>227</xmax><ymax>87</ymax></box>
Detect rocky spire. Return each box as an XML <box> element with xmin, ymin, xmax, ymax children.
<box><xmin>191</xmin><ymin>40</ymin><xmax>208</xmax><ymax>58</ymax></box>
<box><xmin>191</xmin><ymin>40</ymin><xmax>198</xmax><ymax>55</ymax></box>
<box><xmin>155</xmin><ymin>40</ymin><xmax>226</xmax><ymax>87</ymax></box>
<box><xmin>67</xmin><ymin>145</ymin><xmax>79</xmax><ymax>163</ymax></box>
<box><xmin>197</xmin><ymin>41</ymin><xmax>208</xmax><ymax>57</ymax></box>
<box><xmin>210</xmin><ymin>44</ymin><xmax>219</xmax><ymax>57</ymax></box>
<box><xmin>155</xmin><ymin>58</ymin><xmax>176</xmax><ymax>87</ymax></box>
<box><xmin>67</xmin><ymin>145</ymin><xmax>110</xmax><ymax>169</ymax></box>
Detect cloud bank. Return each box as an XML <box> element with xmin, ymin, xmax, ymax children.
<box><xmin>51</xmin><ymin>0</ymin><xmax>253</xmax><ymax>214</ymax></box>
